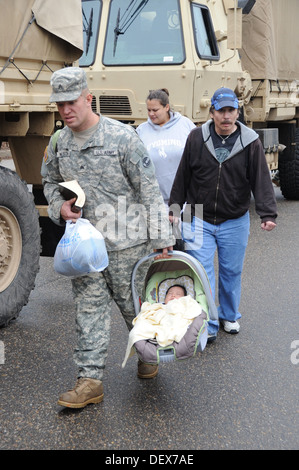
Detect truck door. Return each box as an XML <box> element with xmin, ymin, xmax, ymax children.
<box><xmin>189</xmin><ymin>2</ymin><xmax>220</xmax><ymax>123</ymax></box>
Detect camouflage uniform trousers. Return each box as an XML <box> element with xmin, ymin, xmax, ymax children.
<box><xmin>71</xmin><ymin>241</ymin><xmax>151</xmax><ymax>380</ymax></box>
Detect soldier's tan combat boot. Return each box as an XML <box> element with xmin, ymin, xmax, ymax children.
<box><xmin>57</xmin><ymin>377</ymin><xmax>104</xmax><ymax>409</ymax></box>
<box><xmin>137</xmin><ymin>360</ymin><xmax>158</xmax><ymax>379</ymax></box>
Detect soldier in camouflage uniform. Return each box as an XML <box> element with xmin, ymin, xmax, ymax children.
<box><xmin>41</xmin><ymin>67</ymin><xmax>175</xmax><ymax>409</ymax></box>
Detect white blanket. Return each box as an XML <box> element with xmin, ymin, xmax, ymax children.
<box><xmin>122</xmin><ymin>295</ymin><xmax>202</xmax><ymax>367</ymax></box>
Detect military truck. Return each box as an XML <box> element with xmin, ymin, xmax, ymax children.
<box><xmin>79</xmin><ymin>0</ymin><xmax>298</xmax><ymax>196</ymax></box>
<box><xmin>0</xmin><ymin>0</ymin><xmax>298</xmax><ymax>327</ymax></box>
<box><xmin>0</xmin><ymin>0</ymin><xmax>83</xmax><ymax>326</ymax></box>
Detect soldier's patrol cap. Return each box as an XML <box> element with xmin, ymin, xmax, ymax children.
<box><xmin>49</xmin><ymin>67</ymin><xmax>88</xmax><ymax>103</ymax></box>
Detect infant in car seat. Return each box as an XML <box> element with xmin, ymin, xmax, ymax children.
<box><xmin>122</xmin><ymin>284</ymin><xmax>204</xmax><ymax>367</ymax></box>
<box><xmin>164</xmin><ymin>285</ymin><xmax>186</xmax><ymax>304</ymax></box>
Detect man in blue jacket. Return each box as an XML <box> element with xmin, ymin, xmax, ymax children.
<box><xmin>169</xmin><ymin>87</ymin><xmax>277</xmax><ymax>337</ymax></box>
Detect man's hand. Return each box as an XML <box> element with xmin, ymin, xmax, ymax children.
<box><xmin>60</xmin><ymin>198</ymin><xmax>81</xmax><ymax>223</ymax></box>
<box><xmin>154</xmin><ymin>247</ymin><xmax>173</xmax><ymax>260</ymax></box>
<box><xmin>261</xmin><ymin>221</ymin><xmax>276</xmax><ymax>231</ymax></box>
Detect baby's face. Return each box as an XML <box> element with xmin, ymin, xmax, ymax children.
<box><xmin>165</xmin><ymin>286</ymin><xmax>185</xmax><ymax>304</ymax></box>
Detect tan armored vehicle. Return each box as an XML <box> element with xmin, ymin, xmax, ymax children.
<box><xmin>0</xmin><ymin>0</ymin><xmax>298</xmax><ymax>326</ymax></box>
<box><xmin>0</xmin><ymin>0</ymin><xmax>83</xmax><ymax>326</ymax></box>
<box><xmin>79</xmin><ymin>0</ymin><xmax>298</xmax><ymax>192</ymax></box>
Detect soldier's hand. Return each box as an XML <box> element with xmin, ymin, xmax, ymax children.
<box><xmin>154</xmin><ymin>247</ymin><xmax>173</xmax><ymax>259</ymax></box>
<box><xmin>61</xmin><ymin>198</ymin><xmax>81</xmax><ymax>223</ymax></box>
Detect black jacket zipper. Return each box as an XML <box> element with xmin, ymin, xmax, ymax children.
<box><xmin>213</xmin><ymin>162</ymin><xmax>222</xmax><ymax>224</ymax></box>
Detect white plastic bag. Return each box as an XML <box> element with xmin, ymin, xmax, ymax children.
<box><xmin>54</xmin><ymin>218</ymin><xmax>109</xmax><ymax>277</ymax></box>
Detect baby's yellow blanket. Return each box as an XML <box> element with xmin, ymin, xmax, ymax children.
<box><xmin>122</xmin><ymin>295</ymin><xmax>202</xmax><ymax>367</ymax></box>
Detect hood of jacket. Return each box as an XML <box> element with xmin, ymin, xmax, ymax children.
<box><xmin>145</xmin><ymin>111</ymin><xmax>183</xmax><ymax>131</ymax></box>
<box><xmin>202</xmin><ymin>119</ymin><xmax>259</xmax><ymax>159</ymax></box>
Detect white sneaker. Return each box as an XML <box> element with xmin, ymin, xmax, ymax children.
<box><xmin>221</xmin><ymin>320</ymin><xmax>240</xmax><ymax>334</ymax></box>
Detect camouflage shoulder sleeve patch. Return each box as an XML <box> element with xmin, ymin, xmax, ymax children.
<box><xmin>43</xmin><ymin>146</ymin><xmax>49</xmax><ymax>163</ymax></box>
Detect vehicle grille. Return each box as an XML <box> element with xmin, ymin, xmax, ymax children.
<box><xmin>99</xmin><ymin>95</ymin><xmax>132</xmax><ymax>115</ymax></box>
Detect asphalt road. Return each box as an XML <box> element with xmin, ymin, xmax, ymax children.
<box><xmin>0</xmin><ymin>185</ymin><xmax>298</xmax><ymax>451</ymax></box>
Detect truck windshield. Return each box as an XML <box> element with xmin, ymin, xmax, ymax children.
<box><xmin>103</xmin><ymin>0</ymin><xmax>185</xmax><ymax>66</ymax></box>
<box><xmin>79</xmin><ymin>0</ymin><xmax>102</xmax><ymax>66</ymax></box>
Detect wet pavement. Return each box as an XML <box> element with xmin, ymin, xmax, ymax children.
<box><xmin>0</xmin><ymin>187</ymin><xmax>298</xmax><ymax>451</ymax></box>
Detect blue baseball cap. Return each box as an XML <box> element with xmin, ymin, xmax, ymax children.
<box><xmin>211</xmin><ymin>88</ymin><xmax>239</xmax><ymax>110</ymax></box>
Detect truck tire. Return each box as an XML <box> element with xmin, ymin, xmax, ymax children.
<box><xmin>0</xmin><ymin>167</ymin><xmax>40</xmax><ymax>327</ymax></box>
<box><xmin>279</xmin><ymin>128</ymin><xmax>299</xmax><ymax>200</ymax></box>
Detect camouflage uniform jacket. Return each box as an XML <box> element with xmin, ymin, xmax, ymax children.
<box><xmin>41</xmin><ymin>115</ymin><xmax>175</xmax><ymax>251</ymax></box>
